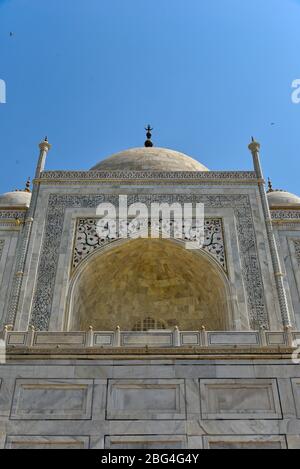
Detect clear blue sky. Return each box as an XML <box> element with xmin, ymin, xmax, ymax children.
<box><xmin>0</xmin><ymin>0</ymin><xmax>299</xmax><ymax>194</ymax></box>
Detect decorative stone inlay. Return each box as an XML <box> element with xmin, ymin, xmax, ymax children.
<box><xmin>73</xmin><ymin>218</ymin><xmax>226</xmax><ymax>271</ymax></box>
<box><xmin>271</xmin><ymin>210</ymin><xmax>300</xmax><ymax>221</ymax></box>
<box><xmin>294</xmin><ymin>241</ymin><xmax>300</xmax><ymax>266</ymax></box>
<box><xmin>0</xmin><ymin>210</ymin><xmax>26</xmax><ymax>220</ymax></box>
<box><xmin>40</xmin><ymin>170</ymin><xmax>257</xmax><ymax>182</ymax></box>
<box><xmin>31</xmin><ymin>194</ymin><xmax>268</xmax><ymax>330</ymax></box>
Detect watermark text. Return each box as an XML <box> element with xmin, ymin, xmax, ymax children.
<box><xmin>95</xmin><ymin>196</ymin><xmax>205</xmax><ymax>250</ymax></box>
<box><xmin>0</xmin><ymin>79</ymin><xmax>6</xmax><ymax>104</ymax></box>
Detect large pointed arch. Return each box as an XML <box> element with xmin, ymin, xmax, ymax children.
<box><xmin>65</xmin><ymin>238</ymin><xmax>233</xmax><ymax>331</ymax></box>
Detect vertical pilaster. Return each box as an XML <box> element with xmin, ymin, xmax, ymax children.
<box><xmin>5</xmin><ymin>138</ymin><xmax>51</xmax><ymax>328</ymax></box>
<box><xmin>248</xmin><ymin>138</ymin><xmax>292</xmax><ymax>328</ymax></box>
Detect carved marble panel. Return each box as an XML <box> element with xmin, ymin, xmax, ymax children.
<box><xmin>294</xmin><ymin>240</ymin><xmax>300</xmax><ymax>267</ymax></box>
<box><xmin>30</xmin><ymin>194</ymin><xmax>268</xmax><ymax>330</ymax></box>
<box><xmin>6</xmin><ymin>332</ymin><xmax>27</xmax><ymax>346</ymax></box>
<box><xmin>40</xmin><ymin>170</ymin><xmax>257</xmax><ymax>182</ymax></box>
<box><xmin>291</xmin><ymin>379</ymin><xmax>300</xmax><ymax>418</ymax></box>
<box><xmin>5</xmin><ymin>435</ymin><xmax>90</xmax><ymax>449</ymax></box>
<box><xmin>107</xmin><ymin>379</ymin><xmax>186</xmax><ymax>420</ymax></box>
<box><xmin>271</xmin><ymin>210</ymin><xmax>300</xmax><ymax>221</ymax></box>
<box><xmin>203</xmin><ymin>435</ymin><xmax>286</xmax><ymax>449</ymax></box>
<box><xmin>207</xmin><ymin>331</ymin><xmax>260</xmax><ymax>346</ymax></box>
<box><xmin>33</xmin><ymin>332</ymin><xmax>86</xmax><ymax>348</ymax></box>
<box><xmin>200</xmin><ymin>379</ymin><xmax>282</xmax><ymax>419</ymax></box>
<box><xmin>11</xmin><ymin>379</ymin><xmax>93</xmax><ymax>420</ymax></box>
<box><xmin>105</xmin><ymin>435</ymin><xmax>187</xmax><ymax>449</ymax></box>
<box><xmin>72</xmin><ymin>218</ymin><xmax>226</xmax><ymax>271</ymax></box>
<box><xmin>0</xmin><ymin>211</ymin><xmax>26</xmax><ymax>221</ymax></box>
<box><xmin>120</xmin><ymin>332</ymin><xmax>174</xmax><ymax>347</ymax></box>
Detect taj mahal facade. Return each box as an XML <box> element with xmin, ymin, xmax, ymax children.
<box><xmin>1</xmin><ymin>133</ymin><xmax>300</xmax><ymax>449</ymax></box>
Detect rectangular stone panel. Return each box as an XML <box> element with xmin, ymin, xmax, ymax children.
<box><xmin>291</xmin><ymin>379</ymin><xmax>300</xmax><ymax>418</ymax></box>
<box><xmin>5</xmin><ymin>435</ymin><xmax>90</xmax><ymax>449</ymax></box>
<box><xmin>105</xmin><ymin>435</ymin><xmax>187</xmax><ymax>449</ymax></box>
<box><xmin>121</xmin><ymin>332</ymin><xmax>173</xmax><ymax>347</ymax></box>
<box><xmin>286</xmin><ymin>436</ymin><xmax>300</xmax><ymax>449</ymax></box>
<box><xmin>93</xmin><ymin>333</ymin><xmax>114</xmax><ymax>346</ymax></box>
<box><xmin>266</xmin><ymin>332</ymin><xmax>286</xmax><ymax>345</ymax></box>
<box><xmin>11</xmin><ymin>379</ymin><xmax>93</xmax><ymax>420</ymax></box>
<box><xmin>200</xmin><ymin>379</ymin><xmax>281</xmax><ymax>419</ymax></box>
<box><xmin>293</xmin><ymin>332</ymin><xmax>300</xmax><ymax>342</ymax></box>
<box><xmin>207</xmin><ymin>332</ymin><xmax>259</xmax><ymax>346</ymax></box>
<box><xmin>6</xmin><ymin>333</ymin><xmax>27</xmax><ymax>346</ymax></box>
<box><xmin>180</xmin><ymin>332</ymin><xmax>200</xmax><ymax>346</ymax></box>
<box><xmin>203</xmin><ymin>435</ymin><xmax>286</xmax><ymax>449</ymax></box>
<box><xmin>107</xmin><ymin>379</ymin><xmax>186</xmax><ymax>420</ymax></box>
<box><xmin>34</xmin><ymin>332</ymin><xmax>86</xmax><ymax>347</ymax></box>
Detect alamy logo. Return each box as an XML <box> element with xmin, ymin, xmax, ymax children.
<box><xmin>0</xmin><ymin>79</ymin><xmax>6</xmax><ymax>104</ymax></box>
<box><xmin>96</xmin><ymin>196</ymin><xmax>205</xmax><ymax>250</ymax></box>
<box><xmin>291</xmin><ymin>79</ymin><xmax>300</xmax><ymax>104</ymax></box>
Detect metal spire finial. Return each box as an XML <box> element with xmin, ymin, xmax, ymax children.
<box><xmin>248</xmin><ymin>136</ymin><xmax>260</xmax><ymax>153</ymax></box>
<box><xmin>24</xmin><ymin>177</ymin><xmax>31</xmax><ymax>193</ymax></box>
<box><xmin>267</xmin><ymin>177</ymin><xmax>273</xmax><ymax>193</ymax></box>
<box><xmin>144</xmin><ymin>125</ymin><xmax>153</xmax><ymax>147</ymax></box>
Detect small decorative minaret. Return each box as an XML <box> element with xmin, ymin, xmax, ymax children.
<box><xmin>35</xmin><ymin>136</ymin><xmax>51</xmax><ymax>178</ymax></box>
<box><xmin>144</xmin><ymin>125</ymin><xmax>153</xmax><ymax>147</ymax></box>
<box><xmin>24</xmin><ymin>177</ymin><xmax>31</xmax><ymax>193</ymax></box>
<box><xmin>248</xmin><ymin>137</ymin><xmax>292</xmax><ymax>328</ymax></box>
<box><xmin>5</xmin><ymin>137</ymin><xmax>51</xmax><ymax>327</ymax></box>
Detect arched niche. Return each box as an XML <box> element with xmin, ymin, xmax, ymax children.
<box><xmin>66</xmin><ymin>238</ymin><xmax>232</xmax><ymax>331</ymax></box>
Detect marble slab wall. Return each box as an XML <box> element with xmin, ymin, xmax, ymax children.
<box><xmin>1</xmin><ymin>358</ymin><xmax>300</xmax><ymax>449</ymax></box>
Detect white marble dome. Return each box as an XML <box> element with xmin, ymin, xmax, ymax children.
<box><xmin>91</xmin><ymin>147</ymin><xmax>209</xmax><ymax>172</ymax></box>
<box><xmin>0</xmin><ymin>190</ymin><xmax>31</xmax><ymax>208</ymax></box>
<box><xmin>267</xmin><ymin>190</ymin><xmax>300</xmax><ymax>208</ymax></box>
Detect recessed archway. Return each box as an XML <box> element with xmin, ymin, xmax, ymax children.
<box><xmin>67</xmin><ymin>238</ymin><xmax>231</xmax><ymax>331</ymax></box>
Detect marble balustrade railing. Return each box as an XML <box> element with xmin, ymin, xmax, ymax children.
<box><xmin>1</xmin><ymin>326</ymin><xmax>298</xmax><ymax>349</ymax></box>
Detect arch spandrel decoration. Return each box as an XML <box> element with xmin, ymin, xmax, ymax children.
<box><xmin>294</xmin><ymin>240</ymin><xmax>300</xmax><ymax>267</ymax></box>
<box><xmin>67</xmin><ymin>238</ymin><xmax>232</xmax><ymax>332</ymax></box>
<box><xmin>30</xmin><ymin>194</ymin><xmax>268</xmax><ymax>330</ymax></box>
<box><xmin>72</xmin><ymin>217</ymin><xmax>226</xmax><ymax>273</ymax></box>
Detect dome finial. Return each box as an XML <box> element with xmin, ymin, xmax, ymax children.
<box><xmin>39</xmin><ymin>136</ymin><xmax>51</xmax><ymax>152</ymax></box>
<box><xmin>248</xmin><ymin>136</ymin><xmax>260</xmax><ymax>153</ymax></box>
<box><xmin>267</xmin><ymin>177</ymin><xmax>273</xmax><ymax>193</ymax></box>
<box><xmin>24</xmin><ymin>177</ymin><xmax>31</xmax><ymax>193</ymax></box>
<box><xmin>144</xmin><ymin>125</ymin><xmax>153</xmax><ymax>147</ymax></box>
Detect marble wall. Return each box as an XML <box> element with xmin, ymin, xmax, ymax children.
<box><xmin>1</xmin><ymin>358</ymin><xmax>300</xmax><ymax>449</ymax></box>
